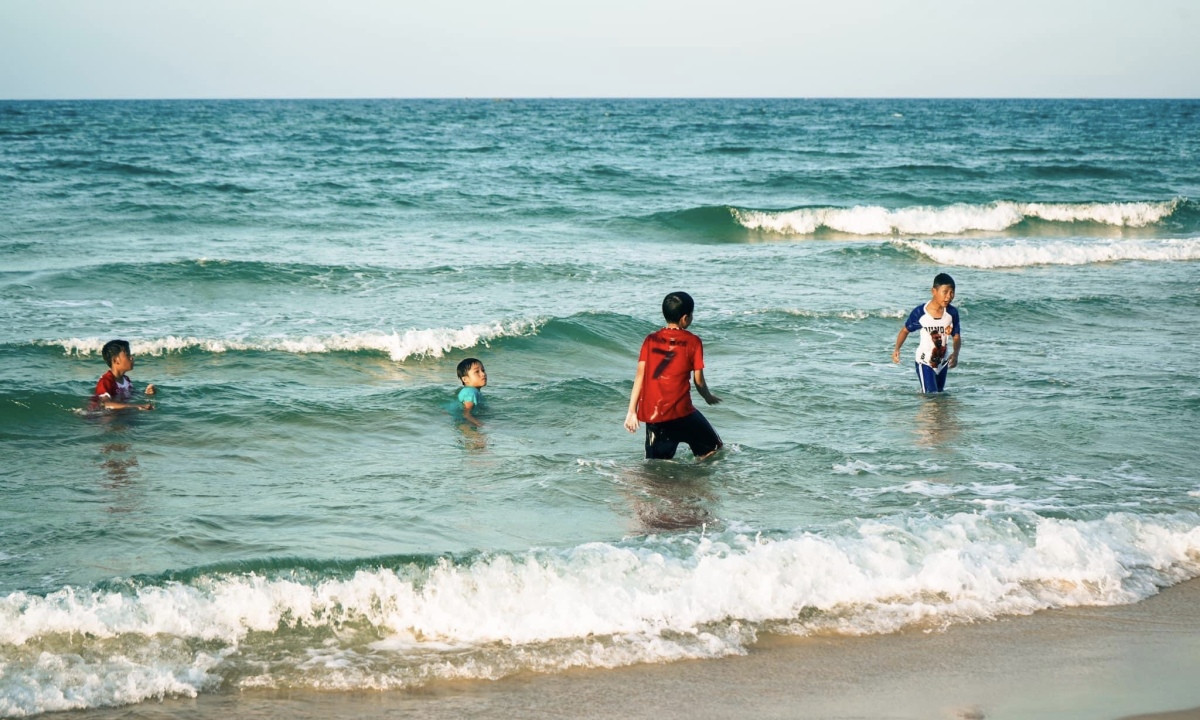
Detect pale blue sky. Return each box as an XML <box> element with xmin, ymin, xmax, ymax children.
<box><xmin>2</xmin><ymin>0</ymin><xmax>1197</xmax><ymax>99</ymax></box>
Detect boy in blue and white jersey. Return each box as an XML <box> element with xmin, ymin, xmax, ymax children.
<box><xmin>892</xmin><ymin>273</ymin><xmax>961</xmax><ymax>393</ymax></box>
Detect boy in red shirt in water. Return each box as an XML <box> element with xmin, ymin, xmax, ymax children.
<box><xmin>92</xmin><ymin>339</ymin><xmax>156</xmax><ymax>411</ymax></box>
<box><xmin>624</xmin><ymin>292</ymin><xmax>723</xmax><ymax>460</ymax></box>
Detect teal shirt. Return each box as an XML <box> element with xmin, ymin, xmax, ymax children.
<box><xmin>457</xmin><ymin>386</ymin><xmax>482</xmax><ymax>408</ymax></box>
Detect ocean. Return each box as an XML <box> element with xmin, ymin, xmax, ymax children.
<box><xmin>1</xmin><ymin>98</ymin><xmax>1199</xmax><ymax>717</ymax></box>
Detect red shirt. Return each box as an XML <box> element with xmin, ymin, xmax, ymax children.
<box><xmin>93</xmin><ymin>371</ymin><xmax>133</xmax><ymax>401</ymax></box>
<box><xmin>635</xmin><ymin>328</ymin><xmax>704</xmax><ymax>424</ymax></box>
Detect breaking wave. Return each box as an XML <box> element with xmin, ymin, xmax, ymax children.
<box><xmin>2</xmin><ymin>511</ymin><xmax>1197</xmax><ymax>716</ymax></box>
<box><xmin>894</xmin><ymin>236</ymin><xmax>1200</xmax><ymax>268</ymax></box>
<box><xmin>732</xmin><ymin>199</ymin><xmax>1185</xmax><ymax>237</ymax></box>
<box><xmin>40</xmin><ymin>320</ymin><xmax>544</xmax><ymax>363</ymax></box>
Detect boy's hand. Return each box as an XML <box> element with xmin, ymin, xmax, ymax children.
<box><xmin>624</xmin><ymin>411</ymin><xmax>640</xmax><ymax>433</ymax></box>
<box><xmin>891</xmin><ymin>348</ymin><xmax>901</xmax><ymax>363</ymax></box>
<box><xmin>137</xmin><ymin>403</ymin><xmax>154</xmax><ymax>411</ymax></box>
<box><xmin>701</xmin><ymin>392</ymin><xmax>721</xmax><ymax>405</ymax></box>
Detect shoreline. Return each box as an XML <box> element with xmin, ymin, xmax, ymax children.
<box><xmin>70</xmin><ymin>577</ymin><xmax>1200</xmax><ymax>720</ymax></box>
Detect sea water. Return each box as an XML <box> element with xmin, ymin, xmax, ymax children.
<box><xmin>1</xmin><ymin>98</ymin><xmax>1199</xmax><ymax>716</ymax></box>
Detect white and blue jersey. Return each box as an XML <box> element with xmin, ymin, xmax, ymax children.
<box><xmin>904</xmin><ymin>302</ymin><xmax>960</xmax><ymax>393</ymax></box>
<box><xmin>904</xmin><ymin>302</ymin><xmax>960</xmax><ymax>370</ymax></box>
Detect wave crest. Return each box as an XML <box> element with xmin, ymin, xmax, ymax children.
<box><xmin>43</xmin><ymin>320</ymin><xmax>543</xmax><ymax>363</ymax></box>
<box><xmin>1</xmin><ymin>512</ymin><xmax>1197</xmax><ymax>714</ymax></box>
<box><xmin>895</xmin><ymin>237</ymin><xmax>1200</xmax><ymax>268</ymax></box>
<box><xmin>733</xmin><ymin>199</ymin><xmax>1183</xmax><ymax>237</ymax></box>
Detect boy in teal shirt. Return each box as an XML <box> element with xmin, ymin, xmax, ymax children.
<box><xmin>456</xmin><ymin>357</ymin><xmax>487</xmax><ymax>427</ymax></box>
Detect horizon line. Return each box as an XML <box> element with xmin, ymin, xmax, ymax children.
<box><xmin>3</xmin><ymin>95</ymin><xmax>1199</xmax><ymax>102</ymax></box>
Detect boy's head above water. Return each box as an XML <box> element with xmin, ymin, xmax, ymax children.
<box><xmin>930</xmin><ymin>273</ymin><xmax>956</xmax><ymax>309</ymax></box>
<box><xmin>662</xmin><ymin>291</ymin><xmax>695</xmax><ymax>324</ymax></box>
<box><xmin>101</xmin><ymin>339</ymin><xmax>135</xmax><ymax>374</ymax></box>
<box><xmin>102</xmin><ymin>339</ymin><xmax>132</xmax><ymax>367</ymax></box>
<box><xmin>456</xmin><ymin>358</ymin><xmax>487</xmax><ymax>388</ymax></box>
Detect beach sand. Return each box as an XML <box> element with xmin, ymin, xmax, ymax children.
<box><xmin>74</xmin><ymin>578</ymin><xmax>1200</xmax><ymax>720</ymax></box>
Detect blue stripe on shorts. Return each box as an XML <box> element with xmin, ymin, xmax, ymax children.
<box><xmin>915</xmin><ymin>362</ymin><xmax>948</xmax><ymax>393</ymax></box>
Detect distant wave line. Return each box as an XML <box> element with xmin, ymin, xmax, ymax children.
<box><xmin>894</xmin><ymin>236</ymin><xmax>1200</xmax><ymax>268</ymax></box>
<box><xmin>41</xmin><ymin>321</ymin><xmax>545</xmax><ymax>362</ymax></box>
<box><xmin>731</xmin><ymin>198</ymin><xmax>1185</xmax><ymax>237</ymax></box>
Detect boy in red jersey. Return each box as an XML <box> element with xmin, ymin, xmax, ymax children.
<box><xmin>92</xmin><ymin>339</ymin><xmax>156</xmax><ymax>411</ymax></box>
<box><xmin>624</xmin><ymin>292</ymin><xmax>722</xmax><ymax>460</ymax></box>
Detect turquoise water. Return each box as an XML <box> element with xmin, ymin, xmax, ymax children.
<box><xmin>2</xmin><ymin>99</ymin><xmax>1200</xmax><ymax>715</ymax></box>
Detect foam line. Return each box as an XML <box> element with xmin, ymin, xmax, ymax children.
<box><xmin>2</xmin><ymin>512</ymin><xmax>1198</xmax><ymax>715</ymax></box>
<box><xmin>894</xmin><ymin>237</ymin><xmax>1200</xmax><ymax>268</ymax></box>
<box><xmin>733</xmin><ymin>200</ymin><xmax>1181</xmax><ymax>236</ymax></box>
<box><xmin>42</xmin><ymin>320</ymin><xmax>543</xmax><ymax>362</ymax></box>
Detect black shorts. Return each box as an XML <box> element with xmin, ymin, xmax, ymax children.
<box><xmin>645</xmin><ymin>410</ymin><xmax>722</xmax><ymax>460</ymax></box>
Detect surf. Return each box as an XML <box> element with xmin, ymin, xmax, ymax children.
<box><xmin>893</xmin><ymin>236</ymin><xmax>1200</xmax><ymax>268</ymax></box>
<box><xmin>731</xmin><ymin>199</ymin><xmax>1186</xmax><ymax>238</ymax></box>
<box><xmin>30</xmin><ymin>313</ymin><xmax>653</xmax><ymax>364</ymax></box>
<box><xmin>37</xmin><ymin>320</ymin><xmax>545</xmax><ymax>363</ymax></box>
<box><xmin>2</xmin><ymin>510</ymin><xmax>1197</xmax><ymax>715</ymax></box>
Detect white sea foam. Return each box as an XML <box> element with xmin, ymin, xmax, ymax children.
<box><xmin>895</xmin><ymin>480</ymin><xmax>958</xmax><ymax>497</ymax></box>
<box><xmin>894</xmin><ymin>237</ymin><xmax>1200</xmax><ymax>268</ymax></box>
<box><xmin>732</xmin><ymin>200</ymin><xmax>1180</xmax><ymax>237</ymax></box>
<box><xmin>974</xmin><ymin>461</ymin><xmax>1023</xmax><ymax>473</ymax></box>
<box><xmin>832</xmin><ymin>459</ymin><xmax>880</xmax><ymax>475</ymax></box>
<box><xmin>771</xmin><ymin>308</ymin><xmax>907</xmax><ymax>320</ymax></box>
<box><xmin>43</xmin><ymin>320</ymin><xmax>542</xmax><ymax>363</ymax></box>
<box><xmin>2</xmin><ymin>511</ymin><xmax>1197</xmax><ymax>715</ymax></box>
<box><xmin>0</xmin><ymin>649</ymin><xmax>224</xmax><ymax>716</ymax></box>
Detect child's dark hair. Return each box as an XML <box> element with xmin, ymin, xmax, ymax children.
<box><xmin>101</xmin><ymin>339</ymin><xmax>131</xmax><ymax>368</ymax></box>
<box><xmin>662</xmin><ymin>291</ymin><xmax>695</xmax><ymax>324</ymax></box>
<box><xmin>933</xmin><ymin>273</ymin><xmax>956</xmax><ymax>290</ymax></box>
<box><xmin>456</xmin><ymin>357</ymin><xmax>481</xmax><ymax>383</ymax></box>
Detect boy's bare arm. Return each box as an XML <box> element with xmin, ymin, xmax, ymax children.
<box><xmin>693</xmin><ymin>369</ymin><xmax>721</xmax><ymax>405</ymax></box>
<box><xmin>462</xmin><ymin>401</ymin><xmax>482</xmax><ymax>427</ymax></box>
<box><xmin>949</xmin><ymin>334</ymin><xmax>961</xmax><ymax>368</ymax></box>
<box><xmin>891</xmin><ymin>327</ymin><xmax>910</xmax><ymax>363</ymax></box>
<box><xmin>624</xmin><ymin>361</ymin><xmax>646</xmax><ymax>432</ymax></box>
<box><xmin>101</xmin><ymin>400</ymin><xmax>154</xmax><ymax>411</ymax></box>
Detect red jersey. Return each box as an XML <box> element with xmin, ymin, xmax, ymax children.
<box><xmin>635</xmin><ymin>328</ymin><xmax>704</xmax><ymax>424</ymax></box>
<box><xmin>93</xmin><ymin>371</ymin><xmax>133</xmax><ymax>401</ymax></box>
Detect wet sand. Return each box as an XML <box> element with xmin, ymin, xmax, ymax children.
<box><xmin>73</xmin><ymin>578</ymin><xmax>1200</xmax><ymax>720</ymax></box>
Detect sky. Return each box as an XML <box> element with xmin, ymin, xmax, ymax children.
<box><xmin>1</xmin><ymin>0</ymin><xmax>1197</xmax><ymax>99</ymax></box>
